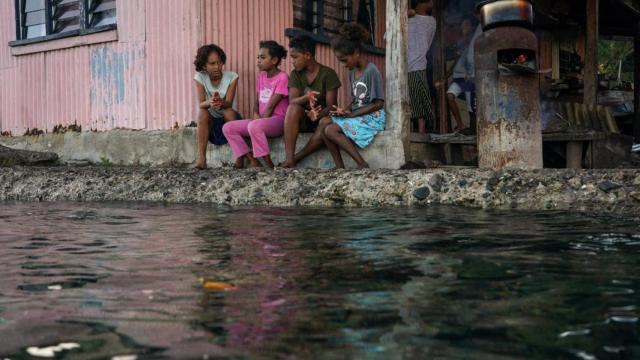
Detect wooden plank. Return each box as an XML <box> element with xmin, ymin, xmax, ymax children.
<box><xmin>409</xmin><ymin>133</ymin><xmax>429</xmax><ymax>143</ymax></box>
<box><xmin>566</xmin><ymin>142</ymin><xmax>583</xmax><ymax>169</ymax></box>
<box><xmin>544</xmin><ymin>131</ymin><xmax>606</xmax><ymax>142</ymax></box>
<box><xmin>603</xmin><ymin>108</ymin><xmax>620</xmax><ymax>134</ymax></box>
<box><xmin>564</xmin><ymin>102</ymin><xmax>577</xmax><ymax>127</ymax></box>
<box><xmin>416</xmin><ymin>130</ymin><xmax>605</xmax><ymax>145</ymax></box>
<box><xmin>635</xmin><ymin>22</ymin><xmax>640</xmax><ymax>141</ymax></box>
<box><xmin>586</xmin><ymin>104</ymin><xmax>600</xmax><ymax>131</ymax></box>
<box><xmin>584</xmin><ymin>0</ymin><xmax>599</xmax><ymax>106</ymax></box>
<box><xmin>424</xmin><ymin>133</ymin><xmax>477</xmax><ymax>144</ymax></box>
<box><xmin>433</xmin><ymin>0</ymin><xmax>447</xmax><ymax>134</ymax></box>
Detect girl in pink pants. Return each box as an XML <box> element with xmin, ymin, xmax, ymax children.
<box><xmin>223</xmin><ymin>41</ymin><xmax>289</xmax><ymax>168</ymax></box>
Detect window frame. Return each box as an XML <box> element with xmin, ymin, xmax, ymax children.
<box><xmin>302</xmin><ymin>0</ymin><xmax>355</xmax><ymax>36</ymax></box>
<box><xmin>290</xmin><ymin>0</ymin><xmax>384</xmax><ymax>55</ymax></box>
<box><xmin>10</xmin><ymin>0</ymin><xmax>116</xmax><ymax>47</ymax></box>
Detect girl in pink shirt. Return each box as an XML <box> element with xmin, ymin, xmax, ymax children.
<box><xmin>223</xmin><ymin>41</ymin><xmax>289</xmax><ymax>168</ymax></box>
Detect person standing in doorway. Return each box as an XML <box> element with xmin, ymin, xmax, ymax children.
<box><xmin>447</xmin><ymin>15</ymin><xmax>482</xmax><ymax>134</ymax></box>
<box><xmin>408</xmin><ymin>0</ymin><xmax>437</xmax><ymax>134</ymax></box>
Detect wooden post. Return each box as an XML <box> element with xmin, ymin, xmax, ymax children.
<box><xmin>385</xmin><ymin>0</ymin><xmax>410</xmax><ymax>161</ymax></box>
<box><xmin>566</xmin><ymin>142</ymin><xmax>583</xmax><ymax>169</ymax></box>
<box><xmin>635</xmin><ymin>22</ymin><xmax>640</xmax><ymax>142</ymax></box>
<box><xmin>433</xmin><ymin>0</ymin><xmax>447</xmax><ymax>134</ymax></box>
<box><xmin>584</xmin><ymin>0</ymin><xmax>599</xmax><ymax>106</ymax></box>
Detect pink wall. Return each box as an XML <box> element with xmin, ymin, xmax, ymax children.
<box><xmin>0</xmin><ymin>0</ymin><xmax>386</xmax><ymax>135</ymax></box>
<box><xmin>0</xmin><ymin>0</ymin><xmax>151</xmax><ymax>133</ymax></box>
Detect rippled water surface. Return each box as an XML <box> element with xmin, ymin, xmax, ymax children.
<box><xmin>1</xmin><ymin>202</ymin><xmax>639</xmax><ymax>359</ymax></box>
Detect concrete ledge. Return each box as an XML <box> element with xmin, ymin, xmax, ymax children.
<box><xmin>0</xmin><ymin>129</ymin><xmax>405</xmax><ymax>169</ymax></box>
<box><xmin>0</xmin><ymin>167</ymin><xmax>639</xmax><ymax>216</ymax></box>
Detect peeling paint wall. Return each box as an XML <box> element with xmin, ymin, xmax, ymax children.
<box><xmin>90</xmin><ymin>43</ymin><xmax>146</xmax><ymax>130</ymax></box>
<box><xmin>0</xmin><ymin>0</ymin><xmax>149</xmax><ymax>134</ymax></box>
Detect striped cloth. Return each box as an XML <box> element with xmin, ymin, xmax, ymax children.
<box><xmin>408</xmin><ymin>70</ymin><xmax>436</xmax><ymax>125</ymax></box>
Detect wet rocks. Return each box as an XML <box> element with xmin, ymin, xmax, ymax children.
<box><xmin>0</xmin><ymin>166</ymin><xmax>639</xmax><ymax>216</ymax></box>
<box><xmin>413</xmin><ymin>187</ymin><xmax>430</xmax><ymax>201</ymax></box>
<box><xmin>428</xmin><ymin>174</ymin><xmax>444</xmax><ymax>192</ymax></box>
<box><xmin>598</xmin><ymin>181</ymin><xmax>623</xmax><ymax>193</ymax></box>
<box><xmin>568</xmin><ymin>177</ymin><xmax>582</xmax><ymax>190</ymax></box>
<box><xmin>486</xmin><ymin>172</ymin><xmax>500</xmax><ymax>191</ymax></box>
<box><xmin>0</xmin><ymin>145</ymin><xmax>58</xmax><ymax>166</ymax></box>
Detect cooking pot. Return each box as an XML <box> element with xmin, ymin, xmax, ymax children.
<box><xmin>476</xmin><ymin>0</ymin><xmax>534</xmax><ymax>31</ymax></box>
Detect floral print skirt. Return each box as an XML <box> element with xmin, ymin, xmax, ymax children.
<box><xmin>330</xmin><ymin>110</ymin><xmax>386</xmax><ymax>149</ymax></box>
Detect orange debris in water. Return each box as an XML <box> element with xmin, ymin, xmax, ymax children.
<box><xmin>202</xmin><ymin>281</ymin><xmax>237</xmax><ymax>291</ymax></box>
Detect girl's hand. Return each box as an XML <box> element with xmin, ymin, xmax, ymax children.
<box><xmin>330</xmin><ymin>105</ymin><xmax>351</xmax><ymax>117</ymax></box>
<box><xmin>306</xmin><ymin>104</ymin><xmax>322</xmax><ymax>121</ymax></box>
<box><xmin>305</xmin><ymin>91</ymin><xmax>319</xmax><ymax>105</ymax></box>
<box><xmin>211</xmin><ymin>97</ymin><xmax>223</xmax><ymax>110</ymax></box>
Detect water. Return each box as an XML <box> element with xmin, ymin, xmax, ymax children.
<box><xmin>0</xmin><ymin>202</ymin><xmax>639</xmax><ymax>359</ymax></box>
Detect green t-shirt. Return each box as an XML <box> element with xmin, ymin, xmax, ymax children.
<box><xmin>288</xmin><ymin>65</ymin><xmax>341</xmax><ymax>109</ymax></box>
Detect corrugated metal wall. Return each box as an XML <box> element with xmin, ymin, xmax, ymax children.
<box><xmin>0</xmin><ymin>0</ymin><xmax>150</xmax><ymax>133</ymax></box>
<box><xmin>46</xmin><ymin>47</ymin><xmax>91</xmax><ymax>130</ymax></box>
<box><xmin>144</xmin><ymin>0</ymin><xmax>201</xmax><ymax>129</ymax></box>
<box><xmin>0</xmin><ymin>0</ymin><xmax>386</xmax><ymax>134</ymax></box>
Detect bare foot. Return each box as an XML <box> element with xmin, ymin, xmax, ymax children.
<box><xmin>357</xmin><ymin>162</ymin><xmax>370</xmax><ymax>169</ymax></box>
<box><xmin>418</xmin><ymin>118</ymin><xmax>427</xmax><ymax>134</ymax></box>
<box><xmin>452</xmin><ymin>125</ymin><xmax>467</xmax><ymax>133</ymax></box>
<box><xmin>234</xmin><ymin>157</ymin><xmax>245</xmax><ymax>169</ymax></box>
<box><xmin>278</xmin><ymin>160</ymin><xmax>296</xmax><ymax>168</ymax></box>
<box><xmin>194</xmin><ymin>163</ymin><xmax>207</xmax><ymax>170</ymax></box>
<box><xmin>262</xmin><ymin>156</ymin><xmax>275</xmax><ymax>169</ymax></box>
<box><xmin>249</xmin><ymin>160</ymin><xmax>263</xmax><ymax>168</ymax></box>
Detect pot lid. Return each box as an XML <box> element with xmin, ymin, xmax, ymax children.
<box><xmin>476</xmin><ymin>0</ymin><xmax>532</xmax><ymax>10</ymax></box>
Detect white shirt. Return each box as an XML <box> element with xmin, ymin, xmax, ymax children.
<box><xmin>452</xmin><ymin>25</ymin><xmax>483</xmax><ymax>79</ymax></box>
<box><xmin>193</xmin><ymin>70</ymin><xmax>239</xmax><ymax>117</ymax></box>
<box><xmin>408</xmin><ymin>14</ymin><xmax>437</xmax><ymax>72</ymax></box>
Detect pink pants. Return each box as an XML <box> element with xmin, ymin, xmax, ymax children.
<box><xmin>222</xmin><ymin>116</ymin><xmax>285</xmax><ymax>158</ymax></box>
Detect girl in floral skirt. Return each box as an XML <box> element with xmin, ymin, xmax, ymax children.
<box><xmin>321</xmin><ymin>23</ymin><xmax>385</xmax><ymax>169</ymax></box>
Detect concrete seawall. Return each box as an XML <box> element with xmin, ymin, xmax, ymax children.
<box><xmin>1</xmin><ymin>166</ymin><xmax>639</xmax><ymax>216</ymax></box>
<box><xmin>0</xmin><ymin>128</ymin><xmax>407</xmax><ymax>169</ymax></box>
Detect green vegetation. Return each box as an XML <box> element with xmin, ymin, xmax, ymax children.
<box><xmin>598</xmin><ymin>39</ymin><xmax>634</xmax><ymax>82</ymax></box>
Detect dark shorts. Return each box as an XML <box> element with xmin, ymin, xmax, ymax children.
<box><xmin>208</xmin><ymin>111</ymin><xmax>241</xmax><ymax>145</ymax></box>
<box><xmin>299</xmin><ymin>115</ymin><xmax>318</xmax><ymax>133</ymax></box>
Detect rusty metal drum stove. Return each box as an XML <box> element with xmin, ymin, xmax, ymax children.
<box><xmin>475</xmin><ymin>0</ymin><xmax>543</xmax><ymax>169</ymax></box>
